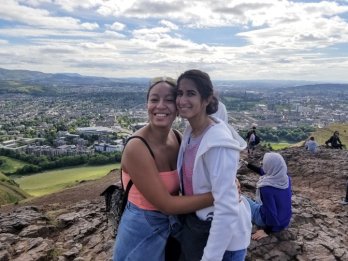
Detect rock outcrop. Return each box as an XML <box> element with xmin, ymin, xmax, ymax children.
<box><xmin>0</xmin><ymin>147</ymin><xmax>347</xmax><ymax>260</ymax></box>
<box><xmin>239</xmin><ymin>146</ymin><xmax>348</xmax><ymax>260</ymax></box>
<box><xmin>0</xmin><ymin>201</ymin><xmax>114</xmax><ymax>261</ymax></box>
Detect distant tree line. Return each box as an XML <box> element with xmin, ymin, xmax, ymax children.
<box><xmin>0</xmin><ymin>149</ymin><xmax>122</xmax><ymax>176</ymax></box>
<box><xmin>239</xmin><ymin>126</ymin><xmax>315</xmax><ymax>143</ymax></box>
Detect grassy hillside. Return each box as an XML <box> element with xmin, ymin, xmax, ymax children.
<box><xmin>0</xmin><ymin>156</ymin><xmax>28</xmax><ymax>174</ymax></box>
<box><xmin>0</xmin><ymin>172</ymin><xmax>30</xmax><ymax>205</ymax></box>
<box><xmin>309</xmin><ymin>123</ymin><xmax>348</xmax><ymax>146</ymax></box>
<box><xmin>15</xmin><ymin>163</ymin><xmax>119</xmax><ymax>197</ymax></box>
<box><xmin>0</xmin><ymin>80</ymin><xmax>45</xmax><ymax>94</ymax></box>
<box><xmin>0</xmin><ymin>171</ymin><xmax>9</xmax><ymax>181</ymax></box>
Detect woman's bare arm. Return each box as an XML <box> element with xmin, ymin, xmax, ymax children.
<box><xmin>122</xmin><ymin>139</ymin><xmax>213</xmax><ymax>214</ymax></box>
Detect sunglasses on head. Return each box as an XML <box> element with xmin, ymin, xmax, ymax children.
<box><xmin>150</xmin><ymin>76</ymin><xmax>177</xmax><ymax>87</ymax></box>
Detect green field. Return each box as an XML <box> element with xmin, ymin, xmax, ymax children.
<box><xmin>15</xmin><ymin>164</ymin><xmax>119</xmax><ymax>197</ymax></box>
<box><xmin>0</xmin><ymin>156</ymin><xmax>28</xmax><ymax>174</ymax></box>
<box><xmin>268</xmin><ymin>142</ymin><xmax>291</xmax><ymax>150</ymax></box>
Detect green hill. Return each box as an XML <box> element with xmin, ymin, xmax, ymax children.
<box><xmin>0</xmin><ymin>156</ymin><xmax>29</xmax><ymax>175</ymax></box>
<box><xmin>0</xmin><ymin>80</ymin><xmax>46</xmax><ymax>94</ymax></box>
<box><xmin>0</xmin><ymin>172</ymin><xmax>30</xmax><ymax>206</ymax></box>
<box><xmin>0</xmin><ymin>171</ymin><xmax>9</xmax><ymax>181</ymax></box>
<box><xmin>310</xmin><ymin>123</ymin><xmax>348</xmax><ymax>146</ymax></box>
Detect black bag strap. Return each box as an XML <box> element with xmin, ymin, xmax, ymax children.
<box><xmin>121</xmin><ymin>178</ymin><xmax>134</xmax><ymax>213</ymax></box>
<box><xmin>125</xmin><ymin>136</ymin><xmax>155</xmax><ymax>159</ymax></box>
<box><xmin>173</xmin><ymin>129</ymin><xmax>181</xmax><ymax>144</ymax></box>
<box><xmin>119</xmin><ymin>136</ymin><xmax>154</xmax><ymax>213</ymax></box>
<box><xmin>120</xmin><ymin>130</ymin><xmax>181</xmax><ymax>210</ymax></box>
<box><xmin>120</xmin><ymin>135</ymin><xmax>155</xmax><ymax>202</ymax></box>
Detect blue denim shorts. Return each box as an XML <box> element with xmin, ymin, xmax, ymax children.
<box><xmin>113</xmin><ymin>202</ymin><xmax>181</xmax><ymax>261</ymax></box>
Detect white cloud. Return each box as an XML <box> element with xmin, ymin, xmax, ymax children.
<box><xmin>104</xmin><ymin>30</ymin><xmax>126</xmax><ymax>38</ymax></box>
<box><xmin>97</xmin><ymin>1</ymin><xmax>137</xmax><ymax>16</ymax></box>
<box><xmin>81</xmin><ymin>22</ymin><xmax>99</xmax><ymax>30</ymax></box>
<box><xmin>0</xmin><ymin>39</ymin><xmax>9</xmax><ymax>44</ymax></box>
<box><xmin>19</xmin><ymin>0</ymin><xmax>52</xmax><ymax>7</ymax></box>
<box><xmin>1</xmin><ymin>0</ymin><xmax>98</xmax><ymax>30</ymax></box>
<box><xmin>53</xmin><ymin>0</ymin><xmax>101</xmax><ymax>12</ymax></box>
<box><xmin>0</xmin><ymin>27</ymin><xmax>99</xmax><ymax>38</ymax></box>
<box><xmin>159</xmin><ymin>20</ymin><xmax>178</xmax><ymax>30</ymax></box>
<box><xmin>108</xmin><ymin>22</ymin><xmax>126</xmax><ymax>31</ymax></box>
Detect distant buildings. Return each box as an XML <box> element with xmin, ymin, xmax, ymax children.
<box><xmin>94</xmin><ymin>143</ymin><xmax>124</xmax><ymax>152</ymax></box>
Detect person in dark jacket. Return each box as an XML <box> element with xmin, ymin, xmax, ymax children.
<box><xmin>325</xmin><ymin>131</ymin><xmax>343</xmax><ymax>149</ymax></box>
<box><xmin>246</xmin><ymin>126</ymin><xmax>257</xmax><ymax>156</ymax></box>
<box><xmin>242</xmin><ymin>152</ymin><xmax>292</xmax><ymax>240</ymax></box>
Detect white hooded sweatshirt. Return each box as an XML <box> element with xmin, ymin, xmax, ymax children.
<box><xmin>177</xmin><ymin>117</ymin><xmax>252</xmax><ymax>261</ymax></box>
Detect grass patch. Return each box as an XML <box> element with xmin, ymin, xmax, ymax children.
<box><xmin>309</xmin><ymin>123</ymin><xmax>348</xmax><ymax>146</ymax></box>
<box><xmin>15</xmin><ymin>164</ymin><xmax>119</xmax><ymax>197</ymax></box>
<box><xmin>268</xmin><ymin>142</ymin><xmax>291</xmax><ymax>150</ymax></box>
<box><xmin>0</xmin><ymin>156</ymin><xmax>28</xmax><ymax>174</ymax></box>
<box><xmin>0</xmin><ymin>181</ymin><xmax>30</xmax><ymax>205</ymax></box>
<box><xmin>0</xmin><ymin>171</ymin><xmax>9</xmax><ymax>182</ymax></box>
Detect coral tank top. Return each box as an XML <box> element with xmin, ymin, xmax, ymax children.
<box><xmin>122</xmin><ymin>170</ymin><xmax>180</xmax><ymax>210</ymax></box>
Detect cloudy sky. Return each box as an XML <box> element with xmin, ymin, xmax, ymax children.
<box><xmin>1</xmin><ymin>0</ymin><xmax>348</xmax><ymax>82</ymax></box>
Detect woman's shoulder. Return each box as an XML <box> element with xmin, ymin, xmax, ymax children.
<box><xmin>123</xmin><ymin>134</ymin><xmax>154</xmax><ymax>159</ymax></box>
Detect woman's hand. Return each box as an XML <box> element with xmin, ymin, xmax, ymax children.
<box><xmin>241</xmin><ymin>160</ymin><xmax>248</xmax><ymax>165</ymax></box>
<box><xmin>251</xmin><ymin>229</ymin><xmax>268</xmax><ymax>241</ymax></box>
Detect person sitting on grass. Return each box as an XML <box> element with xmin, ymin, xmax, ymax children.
<box><xmin>325</xmin><ymin>131</ymin><xmax>343</xmax><ymax>149</ymax></box>
<box><xmin>242</xmin><ymin>152</ymin><xmax>292</xmax><ymax>240</ymax></box>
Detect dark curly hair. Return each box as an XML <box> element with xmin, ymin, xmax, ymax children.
<box><xmin>177</xmin><ymin>69</ymin><xmax>218</xmax><ymax>115</ymax></box>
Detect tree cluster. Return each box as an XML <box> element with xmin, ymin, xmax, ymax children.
<box><xmin>240</xmin><ymin>126</ymin><xmax>315</xmax><ymax>143</ymax></box>
<box><xmin>0</xmin><ymin>149</ymin><xmax>122</xmax><ymax>176</ymax></box>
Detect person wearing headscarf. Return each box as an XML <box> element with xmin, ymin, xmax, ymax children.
<box><xmin>242</xmin><ymin>152</ymin><xmax>292</xmax><ymax>240</ymax></box>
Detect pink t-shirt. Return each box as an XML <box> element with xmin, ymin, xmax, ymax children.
<box><xmin>182</xmin><ymin>125</ymin><xmax>214</xmax><ymax>195</ymax></box>
<box><xmin>122</xmin><ymin>170</ymin><xmax>180</xmax><ymax>210</ymax></box>
<box><xmin>182</xmin><ymin>137</ymin><xmax>201</xmax><ymax>196</ymax></box>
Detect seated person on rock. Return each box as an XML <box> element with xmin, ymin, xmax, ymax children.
<box><xmin>242</xmin><ymin>152</ymin><xmax>292</xmax><ymax>241</ymax></box>
<box><xmin>305</xmin><ymin>136</ymin><xmax>319</xmax><ymax>154</ymax></box>
<box><xmin>325</xmin><ymin>131</ymin><xmax>343</xmax><ymax>149</ymax></box>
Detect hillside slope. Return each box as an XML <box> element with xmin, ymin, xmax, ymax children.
<box><xmin>0</xmin><ymin>181</ymin><xmax>30</xmax><ymax>205</ymax></box>
<box><xmin>310</xmin><ymin>123</ymin><xmax>348</xmax><ymax>146</ymax></box>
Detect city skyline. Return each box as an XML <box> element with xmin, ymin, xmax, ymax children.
<box><xmin>1</xmin><ymin>0</ymin><xmax>348</xmax><ymax>82</ymax></box>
